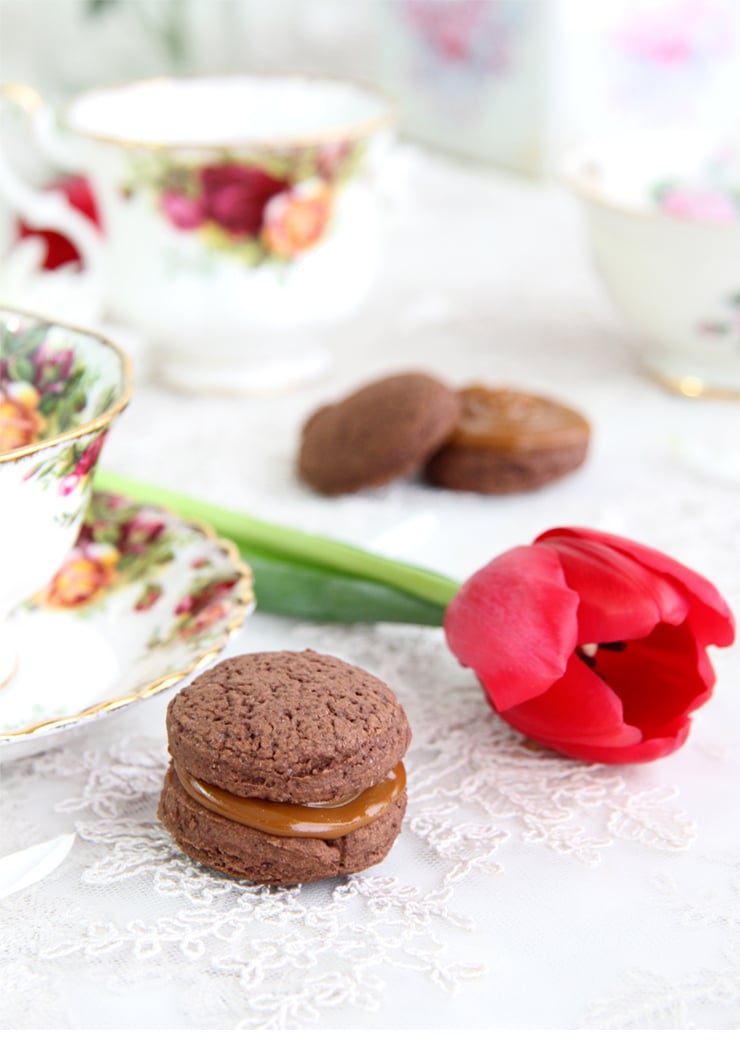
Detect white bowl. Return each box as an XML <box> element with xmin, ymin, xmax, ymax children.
<box><xmin>565</xmin><ymin>131</ymin><xmax>740</xmax><ymax>397</ymax></box>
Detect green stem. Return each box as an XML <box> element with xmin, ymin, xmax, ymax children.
<box><xmin>95</xmin><ymin>469</ymin><xmax>460</xmax><ymax>624</ymax></box>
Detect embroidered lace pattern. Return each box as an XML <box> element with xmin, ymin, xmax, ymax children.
<box><xmin>1</xmin><ymin>623</ymin><xmax>711</xmax><ymax>1030</ymax></box>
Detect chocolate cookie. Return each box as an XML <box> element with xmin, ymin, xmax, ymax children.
<box><xmin>297</xmin><ymin>372</ymin><xmax>460</xmax><ymax>495</ymax></box>
<box><xmin>424</xmin><ymin>386</ymin><xmax>590</xmax><ymax>494</ymax></box>
<box><xmin>158</xmin><ymin>650</ymin><xmax>411</xmax><ymax>885</ymax></box>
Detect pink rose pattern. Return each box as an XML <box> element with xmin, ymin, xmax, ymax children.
<box><xmin>610</xmin><ymin>0</ymin><xmax>735</xmax><ymax>121</ymax></box>
<box><xmin>404</xmin><ymin>0</ymin><xmax>516</xmax><ymax>70</ymax></box>
<box><xmin>127</xmin><ymin>140</ymin><xmax>366</xmax><ymax>265</ymax></box>
<box><xmin>652</xmin><ymin>177</ymin><xmax>740</xmax><ymax>224</ymax></box>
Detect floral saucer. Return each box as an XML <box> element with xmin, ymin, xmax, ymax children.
<box><xmin>0</xmin><ymin>490</ymin><xmax>254</xmax><ymax>762</ymax></box>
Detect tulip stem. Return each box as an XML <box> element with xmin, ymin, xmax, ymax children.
<box><xmin>95</xmin><ymin>469</ymin><xmax>460</xmax><ymax>626</ymax></box>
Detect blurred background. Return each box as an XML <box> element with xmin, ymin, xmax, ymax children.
<box><xmin>3</xmin><ymin>0</ymin><xmax>740</xmax><ymax>393</ymax></box>
<box><xmin>2</xmin><ymin>0</ymin><xmax>739</xmax><ymax>177</ymax></box>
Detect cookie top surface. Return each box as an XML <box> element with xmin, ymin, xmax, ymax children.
<box><xmin>298</xmin><ymin>371</ymin><xmax>460</xmax><ymax>494</ymax></box>
<box><xmin>166</xmin><ymin>650</ymin><xmax>411</xmax><ymax>804</ymax></box>
<box><xmin>446</xmin><ymin>386</ymin><xmax>590</xmax><ymax>451</ymax></box>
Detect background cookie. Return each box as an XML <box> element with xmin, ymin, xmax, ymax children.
<box><xmin>297</xmin><ymin>371</ymin><xmax>460</xmax><ymax>495</ymax></box>
<box><xmin>424</xmin><ymin>386</ymin><xmax>590</xmax><ymax>494</ymax></box>
<box><xmin>158</xmin><ymin>649</ymin><xmax>412</xmax><ymax>885</ymax></box>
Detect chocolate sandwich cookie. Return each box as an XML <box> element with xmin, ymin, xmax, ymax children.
<box><xmin>424</xmin><ymin>386</ymin><xmax>590</xmax><ymax>494</ymax></box>
<box><xmin>158</xmin><ymin>649</ymin><xmax>411</xmax><ymax>885</ymax></box>
<box><xmin>297</xmin><ymin>371</ymin><xmax>460</xmax><ymax>495</ymax></box>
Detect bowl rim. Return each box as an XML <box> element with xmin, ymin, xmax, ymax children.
<box><xmin>561</xmin><ymin>131</ymin><xmax>740</xmax><ymax>229</ymax></box>
<box><xmin>0</xmin><ymin>306</ymin><xmax>133</xmax><ymax>464</ymax></box>
<box><xmin>57</xmin><ymin>72</ymin><xmax>398</xmax><ymax>154</ymax></box>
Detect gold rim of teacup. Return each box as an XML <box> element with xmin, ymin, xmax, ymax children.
<box><xmin>562</xmin><ymin>139</ymin><xmax>740</xmax><ymax>230</ymax></box>
<box><xmin>0</xmin><ymin>515</ymin><xmax>255</xmax><ymax>739</ymax></box>
<box><xmin>62</xmin><ymin>72</ymin><xmax>397</xmax><ymax>153</ymax></box>
<box><xmin>643</xmin><ymin>365</ymin><xmax>740</xmax><ymax>401</ymax></box>
<box><xmin>0</xmin><ymin>306</ymin><xmax>133</xmax><ymax>464</ymax></box>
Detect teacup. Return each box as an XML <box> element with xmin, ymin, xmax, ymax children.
<box><xmin>564</xmin><ymin>131</ymin><xmax>740</xmax><ymax>397</ymax></box>
<box><xmin>0</xmin><ymin>75</ymin><xmax>395</xmax><ymax>395</ymax></box>
<box><xmin>0</xmin><ymin>306</ymin><xmax>131</xmax><ymax>686</ymax></box>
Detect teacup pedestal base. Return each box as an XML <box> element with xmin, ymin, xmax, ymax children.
<box><xmin>642</xmin><ymin>357</ymin><xmax>740</xmax><ymax>400</ymax></box>
<box><xmin>152</xmin><ymin>337</ymin><xmax>331</xmax><ymax>397</ymax></box>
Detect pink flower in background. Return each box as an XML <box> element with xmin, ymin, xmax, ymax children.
<box><xmin>161</xmin><ymin>189</ymin><xmax>205</xmax><ymax>230</ymax></box>
<box><xmin>615</xmin><ymin>0</ymin><xmax>732</xmax><ymax>66</ymax></box>
<box><xmin>659</xmin><ymin>186</ymin><xmax>739</xmax><ymax>223</ymax></box>
<box><xmin>261</xmin><ymin>181</ymin><xmax>334</xmax><ymax>259</ymax></box>
<box><xmin>405</xmin><ymin>0</ymin><xmax>488</xmax><ymax>62</ymax></box>
<box><xmin>199</xmin><ymin>164</ymin><xmax>289</xmax><ymax>237</ymax></box>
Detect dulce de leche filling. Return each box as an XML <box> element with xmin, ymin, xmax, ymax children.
<box><xmin>452</xmin><ymin>386</ymin><xmax>589</xmax><ymax>451</ymax></box>
<box><xmin>175</xmin><ymin>761</ymin><xmax>406</xmax><ymax>839</ymax></box>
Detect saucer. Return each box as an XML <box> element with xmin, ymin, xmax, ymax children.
<box><xmin>0</xmin><ymin>490</ymin><xmax>254</xmax><ymax>763</ymax></box>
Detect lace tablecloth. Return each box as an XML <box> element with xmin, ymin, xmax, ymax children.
<box><xmin>2</xmin><ymin>148</ymin><xmax>740</xmax><ymax>1030</ymax></box>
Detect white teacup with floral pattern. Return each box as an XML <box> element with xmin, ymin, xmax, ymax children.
<box><xmin>0</xmin><ymin>307</ymin><xmax>131</xmax><ymax>686</ymax></box>
<box><xmin>565</xmin><ymin>131</ymin><xmax>740</xmax><ymax>397</ymax></box>
<box><xmin>0</xmin><ymin>76</ymin><xmax>395</xmax><ymax>395</ymax></box>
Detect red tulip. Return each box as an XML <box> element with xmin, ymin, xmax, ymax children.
<box><xmin>444</xmin><ymin>527</ymin><xmax>735</xmax><ymax>764</ymax></box>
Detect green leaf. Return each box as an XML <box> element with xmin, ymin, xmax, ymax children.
<box><xmin>7</xmin><ymin>356</ymin><xmax>34</xmax><ymax>383</ymax></box>
<box><xmin>244</xmin><ymin>551</ymin><xmax>447</xmax><ymax>626</ymax></box>
<box><xmin>2</xmin><ymin>323</ymin><xmax>50</xmax><ymax>361</ymax></box>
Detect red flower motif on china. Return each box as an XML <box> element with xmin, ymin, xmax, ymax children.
<box><xmin>444</xmin><ymin>527</ymin><xmax>735</xmax><ymax>764</ymax></box>
<box><xmin>160</xmin><ymin>189</ymin><xmax>205</xmax><ymax>231</ymax></box>
<box><xmin>59</xmin><ymin>432</ymin><xmax>107</xmax><ymax>496</ymax></box>
<box><xmin>31</xmin><ymin>345</ymin><xmax>75</xmax><ymax>395</ymax></box>
<box><xmin>175</xmin><ymin>578</ymin><xmax>238</xmax><ymax>636</ymax></box>
<box><xmin>40</xmin><ymin>543</ymin><xmax>118</xmax><ymax>608</ymax></box>
<box><xmin>199</xmin><ymin>164</ymin><xmax>290</xmax><ymax>238</ymax></box>
<box><xmin>118</xmin><ymin>511</ymin><xmax>166</xmax><ymax>555</ymax></box>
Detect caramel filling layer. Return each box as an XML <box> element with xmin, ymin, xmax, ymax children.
<box><xmin>175</xmin><ymin>761</ymin><xmax>406</xmax><ymax>839</ymax></box>
<box><xmin>450</xmin><ymin>386</ymin><xmax>590</xmax><ymax>451</ymax></box>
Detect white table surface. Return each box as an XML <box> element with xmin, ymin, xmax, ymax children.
<box><xmin>2</xmin><ymin>147</ymin><xmax>740</xmax><ymax>1031</ymax></box>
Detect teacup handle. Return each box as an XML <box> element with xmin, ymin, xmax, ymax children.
<box><xmin>0</xmin><ymin>82</ymin><xmax>104</xmax><ymax>272</ymax></box>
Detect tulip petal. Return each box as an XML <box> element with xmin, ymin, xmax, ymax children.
<box><xmin>536</xmin><ymin>534</ymin><xmax>689</xmax><ymax>642</ymax></box>
<box><xmin>444</xmin><ymin>545</ymin><xmax>579</xmax><ymax>711</ymax></box>
<box><xmin>538</xmin><ymin>527</ymin><xmax>735</xmax><ymax>647</ymax></box>
<box><xmin>538</xmin><ymin>721</ymin><xmax>691</xmax><ymax>765</ymax></box>
<box><xmin>594</xmin><ymin>621</ymin><xmax>713</xmax><ymax>735</ymax></box>
<box><xmin>487</xmin><ymin>653</ymin><xmax>642</xmax><ymax>747</ymax></box>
